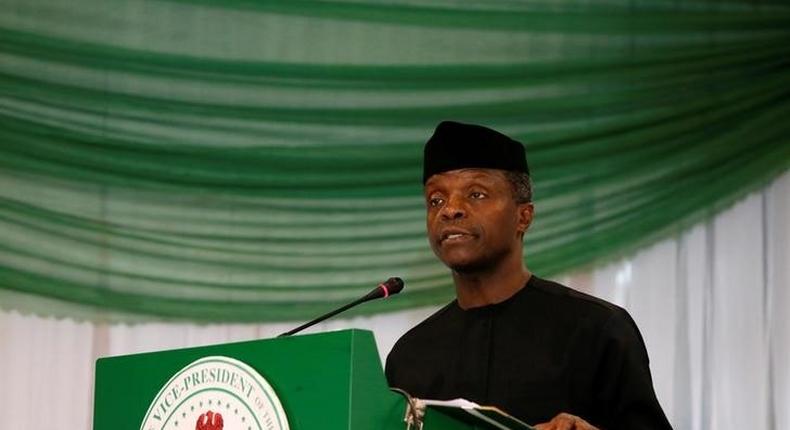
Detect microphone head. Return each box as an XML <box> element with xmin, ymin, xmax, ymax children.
<box><xmin>362</xmin><ymin>277</ymin><xmax>405</xmax><ymax>301</ymax></box>
<box><xmin>382</xmin><ymin>277</ymin><xmax>404</xmax><ymax>295</ymax></box>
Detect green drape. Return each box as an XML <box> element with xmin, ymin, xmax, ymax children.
<box><xmin>1</xmin><ymin>0</ymin><xmax>788</xmax><ymax>321</ymax></box>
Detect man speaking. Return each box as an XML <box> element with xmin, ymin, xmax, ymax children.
<box><xmin>385</xmin><ymin>121</ymin><xmax>672</xmax><ymax>430</ymax></box>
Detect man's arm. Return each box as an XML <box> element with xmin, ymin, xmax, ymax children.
<box><xmin>536</xmin><ymin>307</ymin><xmax>671</xmax><ymax>430</ymax></box>
<box><xmin>592</xmin><ymin>308</ymin><xmax>673</xmax><ymax>429</ymax></box>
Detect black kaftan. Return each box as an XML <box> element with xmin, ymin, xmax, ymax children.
<box><xmin>385</xmin><ymin>276</ymin><xmax>672</xmax><ymax>430</ymax></box>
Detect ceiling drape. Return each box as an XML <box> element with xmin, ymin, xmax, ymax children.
<box><xmin>1</xmin><ymin>0</ymin><xmax>788</xmax><ymax>321</ymax></box>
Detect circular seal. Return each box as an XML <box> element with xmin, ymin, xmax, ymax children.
<box><xmin>140</xmin><ymin>356</ymin><xmax>290</xmax><ymax>430</ymax></box>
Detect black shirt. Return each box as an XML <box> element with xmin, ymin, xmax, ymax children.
<box><xmin>385</xmin><ymin>276</ymin><xmax>672</xmax><ymax>429</ymax></box>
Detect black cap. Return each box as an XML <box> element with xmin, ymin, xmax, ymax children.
<box><xmin>422</xmin><ymin>121</ymin><xmax>529</xmax><ymax>184</ymax></box>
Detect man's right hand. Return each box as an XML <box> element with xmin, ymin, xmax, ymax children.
<box><xmin>534</xmin><ymin>412</ymin><xmax>599</xmax><ymax>430</ymax></box>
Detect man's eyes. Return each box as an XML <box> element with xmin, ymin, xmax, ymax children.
<box><xmin>427</xmin><ymin>192</ymin><xmax>486</xmax><ymax>207</ymax></box>
<box><xmin>428</xmin><ymin>197</ymin><xmax>444</xmax><ymax>207</ymax></box>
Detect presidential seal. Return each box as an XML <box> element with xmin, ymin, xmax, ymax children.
<box><xmin>140</xmin><ymin>356</ymin><xmax>289</xmax><ymax>430</ymax></box>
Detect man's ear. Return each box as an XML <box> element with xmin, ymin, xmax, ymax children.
<box><xmin>517</xmin><ymin>202</ymin><xmax>534</xmax><ymax>235</ymax></box>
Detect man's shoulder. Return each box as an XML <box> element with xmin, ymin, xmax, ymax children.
<box><xmin>526</xmin><ymin>276</ymin><xmax>632</xmax><ymax>327</ymax></box>
<box><xmin>385</xmin><ymin>300</ymin><xmax>459</xmax><ymax>380</ymax></box>
<box><xmin>530</xmin><ymin>276</ymin><xmax>647</xmax><ymax>345</ymax></box>
<box><xmin>529</xmin><ymin>276</ymin><xmax>620</xmax><ymax>311</ymax></box>
<box><xmin>391</xmin><ymin>300</ymin><xmax>459</xmax><ymax>346</ymax></box>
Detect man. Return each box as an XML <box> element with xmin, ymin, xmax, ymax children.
<box><xmin>385</xmin><ymin>121</ymin><xmax>672</xmax><ymax>430</ymax></box>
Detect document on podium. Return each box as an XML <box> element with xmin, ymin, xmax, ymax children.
<box><xmin>417</xmin><ymin>398</ymin><xmax>535</xmax><ymax>430</ymax></box>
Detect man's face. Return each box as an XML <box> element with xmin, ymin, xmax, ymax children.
<box><xmin>424</xmin><ymin>168</ymin><xmax>532</xmax><ymax>273</ymax></box>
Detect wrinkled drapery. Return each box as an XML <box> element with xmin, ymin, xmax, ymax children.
<box><xmin>1</xmin><ymin>172</ymin><xmax>787</xmax><ymax>429</ymax></box>
<box><xmin>1</xmin><ymin>0</ymin><xmax>789</xmax><ymax>321</ymax></box>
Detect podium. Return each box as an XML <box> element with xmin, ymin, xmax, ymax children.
<box><xmin>93</xmin><ymin>329</ymin><xmax>488</xmax><ymax>430</ymax></box>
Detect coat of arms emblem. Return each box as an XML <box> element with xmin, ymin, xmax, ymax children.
<box><xmin>140</xmin><ymin>356</ymin><xmax>289</xmax><ymax>430</ymax></box>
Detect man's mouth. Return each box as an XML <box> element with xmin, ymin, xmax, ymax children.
<box><xmin>440</xmin><ymin>230</ymin><xmax>475</xmax><ymax>244</ymax></box>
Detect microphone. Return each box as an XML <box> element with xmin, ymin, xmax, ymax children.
<box><xmin>278</xmin><ymin>277</ymin><xmax>404</xmax><ymax>337</ymax></box>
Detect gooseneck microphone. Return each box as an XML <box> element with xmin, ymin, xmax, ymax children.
<box><xmin>278</xmin><ymin>277</ymin><xmax>404</xmax><ymax>337</ymax></box>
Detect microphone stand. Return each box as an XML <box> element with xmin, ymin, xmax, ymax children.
<box><xmin>278</xmin><ymin>277</ymin><xmax>403</xmax><ymax>337</ymax></box>
<box><xmin>278</xmin><ymin>295</ymin><xmax>371</xmax><ymax>337</ymax></box>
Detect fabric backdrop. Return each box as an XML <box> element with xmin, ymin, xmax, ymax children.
<box><xmin>1</xmin><ymin>0</ymin><xmax>788</xmax><ymax>322</ymax></box>
<box><xmin>1</xmin><ymin>171</ymin><xmax>787</xmax><ymax>430</ymax></box>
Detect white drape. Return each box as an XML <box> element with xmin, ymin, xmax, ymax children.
<box><xmin>0</xmin><ymin>171</ymin><xmax>787</xmax><ymax>429</ymax></box>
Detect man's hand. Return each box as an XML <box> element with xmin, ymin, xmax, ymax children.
<box><xmin>534</xmin><ymin>412</ymin><xmax>599</xmax><ymax>430</ymax></box>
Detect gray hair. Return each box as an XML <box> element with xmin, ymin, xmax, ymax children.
<box><xmin>504</xmin><ymin>171</ymin><xmax>533</xmax><ymax>204</ymax></box>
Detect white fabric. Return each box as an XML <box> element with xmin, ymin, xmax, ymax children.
<box><xmin>0</xmin><ymin>171</ymin><xmax>787</xmax><ymax>429</ymax></box>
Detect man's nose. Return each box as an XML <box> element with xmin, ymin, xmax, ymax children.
<box><xmin>440</xmin><ymin>196</ymin><xmax>466</xmax><ymax>220</ymax></box>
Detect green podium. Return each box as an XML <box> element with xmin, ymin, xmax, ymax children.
<box><xmin>93</xmin><ymin>329</ymin><xmax>490</xmax><ymax>430</ymax></box>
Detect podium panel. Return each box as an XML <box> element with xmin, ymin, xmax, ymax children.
<box><xmin>93</xmin><ymin>329</ymin><xmax>489</xmax><ymax>430</ymax></box>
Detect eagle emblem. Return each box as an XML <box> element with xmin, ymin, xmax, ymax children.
<box><xmin>196</xmin><ymin>411</ymin><xmax>223</xmax><ymax>430</ymax></box>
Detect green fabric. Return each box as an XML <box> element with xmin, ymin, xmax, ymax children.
<box><xmin>1</xmin><ymin>0</ymin><xmax>788</xmax><ymax>322</ymax></box>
